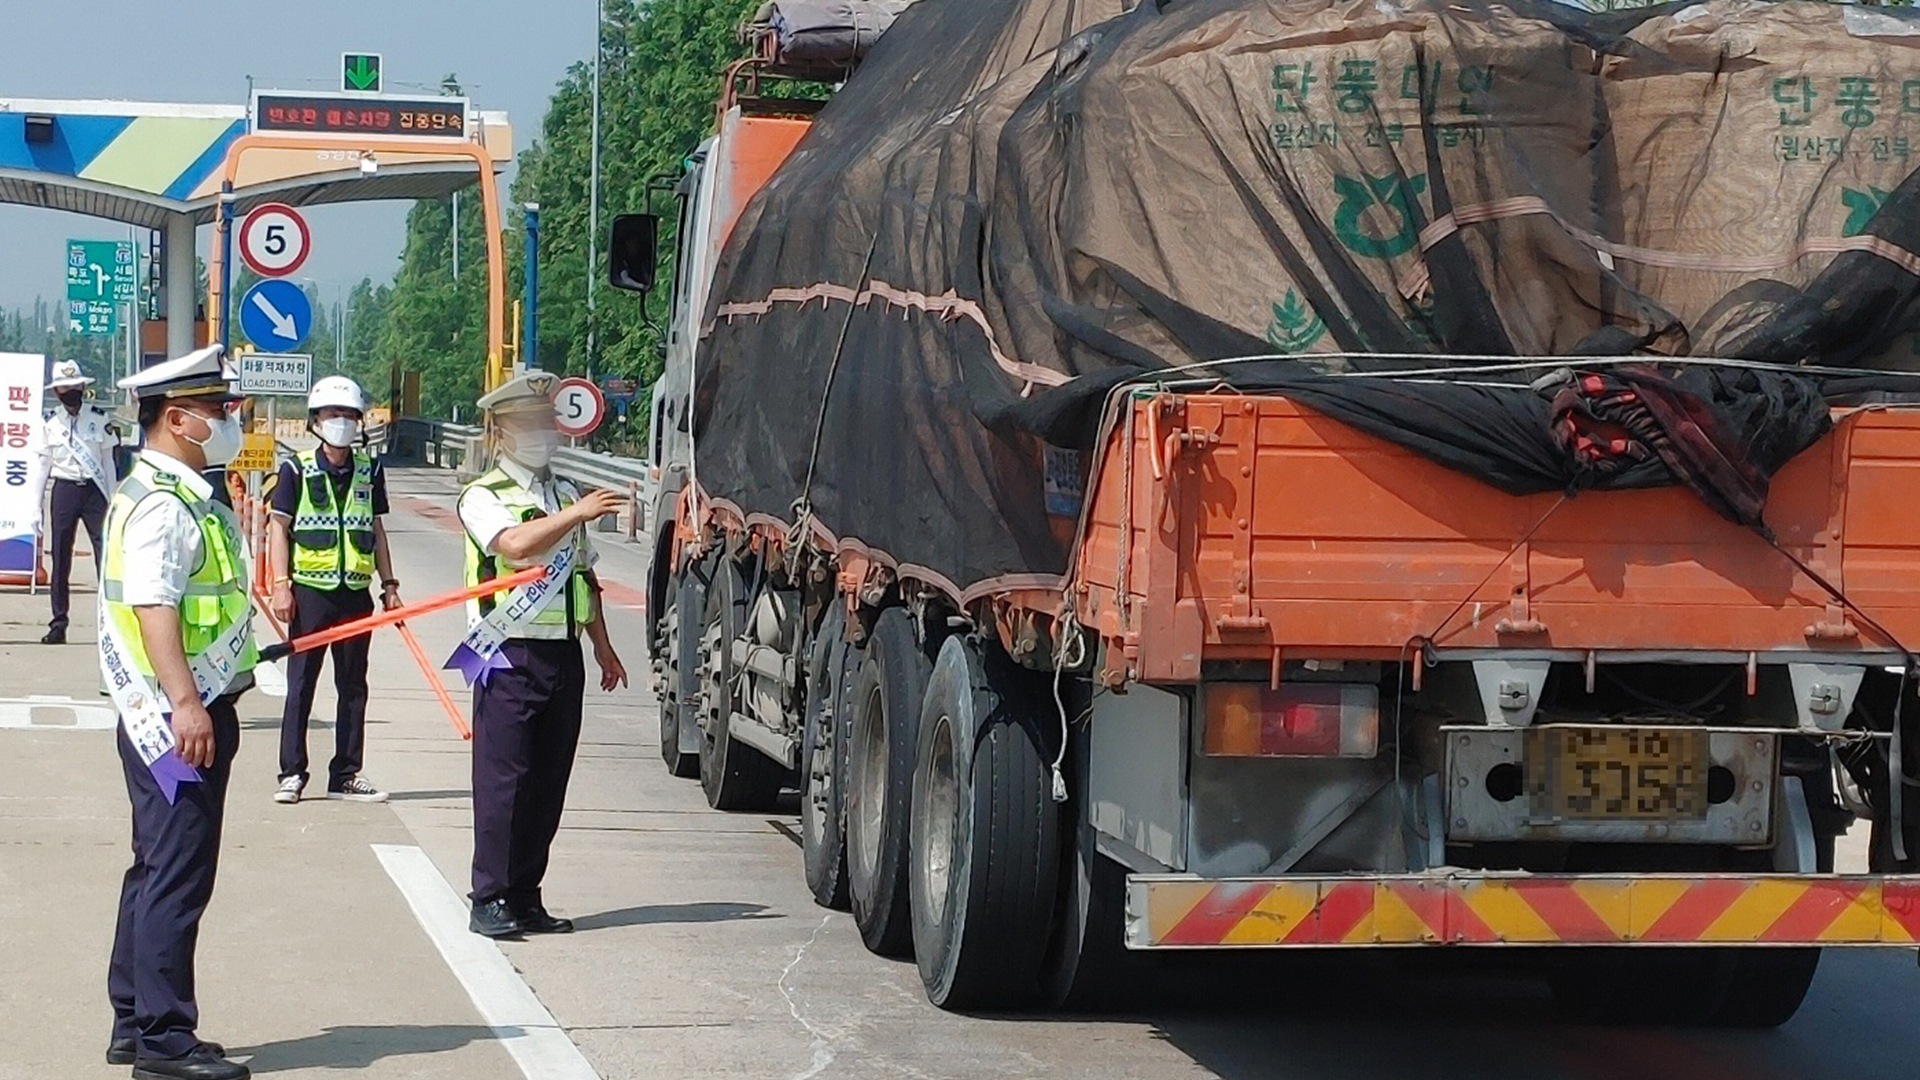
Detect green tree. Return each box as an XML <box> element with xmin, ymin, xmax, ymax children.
<box><xmin>363</xmin><ymin>0</ymin><xmax>755</xmax><ymax>428</ymax></box>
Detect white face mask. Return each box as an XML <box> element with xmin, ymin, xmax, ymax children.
<box><xmin>506</xmin><ymin>428</ymin><xmax>561</xmax><ymax>470</ymax></box>
<box><xmin>179</xmin><ymin>408</ymin><xmax>243</xmax><ymax>467</ymax></box>
<box><xmin>316</xmin><ymin>417</ymin><xmax>361</xmax><ymax>449</ymax></box>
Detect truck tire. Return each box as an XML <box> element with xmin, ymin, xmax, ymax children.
<box><xmin>1041</xmin><ymin>848</ymin><xmax>1129</xmax><ymax>1010</ymax></box>
<box><xmin>846</xmin><ymin>607</ymin><xmax>932</xmax><ymax>957</ymax></box>
<box><xmin>801</xmin><ymin>605</ymin><xmax>854</xmax><ymax>910</ymax></box>
<box><xmin>910</xmin><ymin>637</ymin><xmax>1062</xmax><ymax>1009</ymax></box>
<box><xmin>1547</xmin><ymin>946</ymin><xmax>1818</xmax><ymax>1027</ymax></box>
<box><xmin>1706</xmin><ymin>949</ymin><xmax>1820</xmax><ymax>1027</ymax></box>
<box><xmin>696</xmin><ymin>557</ymin><xmax>786</xmax><ymax>811</ymax></box>
<box><xmin>658</xmin><ymin>567</ymin><xmax>701</xmax><ymax>779</ymax></box>
<box><xmin>1041</xmin><ymin>715</ymin><xmax>1133</xmax><ymax>1011</ymax></box>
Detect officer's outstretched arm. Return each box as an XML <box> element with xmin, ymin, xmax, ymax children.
<box><xmin>489</xmin><ymin>487</ymin><xmax>628</xmax><ymax>561</ymax></box>
<box><xmin>133</xmin><ymin>605</ymin><xmax>216</xmax><ymax>768</ymax></box>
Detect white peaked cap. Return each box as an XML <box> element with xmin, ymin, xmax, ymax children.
<box><xmin>48</xmin><ymin>360</ymin><xmax>94</xmax><ymax>389</ymax></box>
<box><xmin>477</xmin><ymin>371</ymin><xmax>561</xmax><ymax>417</ymax></box>
<box><xmin>117</xmin><ymin>345</ymin><xmax>243</xmax><ymax>402</ymax></box>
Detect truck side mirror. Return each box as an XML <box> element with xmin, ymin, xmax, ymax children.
<box><xmin>608</xmin><ymin>213</ymin><xmax>660</xmax><ymax>294</ymax></box>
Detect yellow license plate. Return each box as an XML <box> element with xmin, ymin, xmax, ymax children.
<box><xmin>1527</xmin><ymin>726</ymin><xmax>1708</xmax><ymax>821</ymax></box>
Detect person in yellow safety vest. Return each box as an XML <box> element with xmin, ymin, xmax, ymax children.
<box><xmin>452</xmin><ymin>371</ymin><xmax>629</xmax><ymax>939</ymax></box>
<box><xmin>99</xmin><ymin>345</ymin><xmax>255</xmax><ymax>1080</ymax></box>
<box><xmin>267</xmin><ymin>376</ymin><xmax>398</xmax><ymax>805</ymax></box>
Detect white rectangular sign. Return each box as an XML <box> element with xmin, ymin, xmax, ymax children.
<box><xmin>238</xmin><ymin>352</ymin><xmax>312</xmax><ymax>396</ymax></box>
<box><xmin>0</xmin><ymin>353</ymin><xmax>47</xmax><ymax>579</ymax></box>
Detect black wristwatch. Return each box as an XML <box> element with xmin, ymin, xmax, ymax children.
<box><xmin>381</xmin><ymin>579</ymin><xmax>401</xmax><ymax>591</ymax></box>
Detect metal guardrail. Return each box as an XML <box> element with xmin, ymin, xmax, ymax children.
<box><xmin>392</xmin><ymin>417</ymin><xmax>486</xmax><ymax>474</ymax></box>
<box><xmin>391</xmin><ymin>417</ymin><xmax>655</xmax><ymax>540</ymax></box>
<box><xmin>553</xmin><ymin>444</ymin><xmax>647</xmax><ymax>492</ymax></box>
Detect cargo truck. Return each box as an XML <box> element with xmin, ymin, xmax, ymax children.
<box><xmin>609</xmin><ymin>0</ymin><xmax>1920</xmax><ymax>1023</ymax></box>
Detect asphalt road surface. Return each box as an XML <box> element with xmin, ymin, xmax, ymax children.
<box><xmin>5</xmin><ymin>466</ymin><xmax>1918</xmax><ymax>1080</ymax></box>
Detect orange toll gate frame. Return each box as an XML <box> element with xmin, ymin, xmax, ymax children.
<box><xmin>204</xmin><ymin>133</ymin><xmax>509</xmax><ymax>393</ymax></box>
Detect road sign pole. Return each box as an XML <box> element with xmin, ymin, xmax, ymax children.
<box><xmin>523</xmin><ymin>203</ymin><xmax>539</xmax><ymax>371</ymax></box>
<box><xmin>218</xmin><ymin>187</ymin><xmax>236</xmax><ymax>356</ymax></box>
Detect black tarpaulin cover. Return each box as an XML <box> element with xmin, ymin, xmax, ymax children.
<box><xmin>693</xmin><ymin>0</ymin><xmax>1920</xmax><ymax>602</ymax></box>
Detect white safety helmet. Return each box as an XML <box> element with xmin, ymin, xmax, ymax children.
<box><xmin>308</xmin><ymin>375</ymin><xmax>368</xmax><ymax>415</ymax></box>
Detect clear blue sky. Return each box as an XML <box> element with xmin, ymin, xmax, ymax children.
<box><xmin>0</xmin><ymin>0</ymin><xmax>596</xmax><ymax>314</ymax></box>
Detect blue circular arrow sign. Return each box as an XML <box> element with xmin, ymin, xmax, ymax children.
<box><xmin>239</xmin><ymin>279</ymin><xmax>313</xmax><ymax>353</ymax></box>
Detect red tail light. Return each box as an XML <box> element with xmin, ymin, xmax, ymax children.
<box><xmin>1203</xmin><ymin>683</ymin><xmax>1379</xmax><ymax>758</ymax></box>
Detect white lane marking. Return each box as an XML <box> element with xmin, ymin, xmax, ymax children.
<box><xmin>371</xmin><ymin>843</ymin><xmax>602</xmax><ymax>1080</ymax></box>
<box><xmin>0</xmin><ymin>695</ymin><xmax>117</xmax><ymax>730</ymax></box>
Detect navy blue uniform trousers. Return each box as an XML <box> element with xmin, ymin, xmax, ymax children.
<box><xmin>109</xmin><ymin>695</ymin><xmax>240</xmax><ymax>1059</ymax></box>
<box><xmin>278</xmin><ymin>582</ymin><xmax>373</xmax><ymax>788</ymax></box>
<box><xmin>47</xmin><ymin>477</ymin><xmax>106</xmax><ymax>633</ymax></box>
<box><xmin>471</xmin><ymin>638</ymin><xmax>585</xmax><ymax>906</ymax></box>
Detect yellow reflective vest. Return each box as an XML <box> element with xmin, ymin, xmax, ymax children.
<box><xmin>289</xmin><ymin>448</ymin><xmax>376</xmax><ymax>590</ymax></box>
<box><xmin>101</xmin><ymin>455</ymin><xmax>258</xmax><ymax>681</ymax></box>
<box><xmin>462</xmin><ymin>467</ymin><xmax>596</xmax><ymax>639</ymax></box>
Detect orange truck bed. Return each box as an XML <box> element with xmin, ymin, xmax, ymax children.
<box><xmin>1073</xmin><ymin>392</ymin><xmax>1920</xmax><ymax>683</ymax></box>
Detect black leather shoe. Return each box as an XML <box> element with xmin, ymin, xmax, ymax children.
<box><xmin>39</xmin><ymin>628</ymin><xmax>65</xmax><ymax>645</ymax></box>
<box><xmin>469</xmin><ymin>898</ymin><xmax>524</xmax><ymax>938</ymax></box>
<box><xmin>513</xmin><ymin>904</ymin><xmax>575</xmax><ymax>934</ymax></box>
<box><xmin>110</xmin><ymin>1039</ymin><xmax>225</xmax><ymax>1065</ymax></box>
<box><xmin>131</xmin><ymin>1044</ymin><xmax>249</xmax><ymax>1080</ymax></box>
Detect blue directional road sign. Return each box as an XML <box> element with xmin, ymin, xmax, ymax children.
<box><xmin>239</xmin><ymin>279</ymin><xmax>313</xmax><ymax>353</ymax></box>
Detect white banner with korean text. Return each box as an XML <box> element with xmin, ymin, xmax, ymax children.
<box><xmin>0</xmin><ymin>353</ymin><xmax>47</xmax><ymax>584</ymax></box>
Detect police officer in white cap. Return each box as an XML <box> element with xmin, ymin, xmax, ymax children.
<box><xmin>100</xmin><ymin>345</ymin><xmax>254</xmax><ymax>1080</ymax></box>
<box><xmin>267</xmin><ymin>375</ymin><xmax>396</xmax><ymax>805</ymax></box>
<box><xmin>452</xmin><ymin>371</ymin><xmax>628</xmax><ymax>938</ymax></box>
<box><xmin>32</xmin><ymin>359</ymin><xmax>120</xmax><ymax>644</ymax></box>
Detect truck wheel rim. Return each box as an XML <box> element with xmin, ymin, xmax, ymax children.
<box><xmin>698</xmin><ymin>614</ymin><xmax>725</xmax><ymax>748</ymax></box>
<box><xmin>919</xmin><ymin>711</ymin><xmax>958</xmax><ymax>929</ymax></box>
<box><xmin>661</xmin><ymin>601</ymin><xmax>680</xmax><ymax>743</ymax></box>
<box><xmin>803</xmin><ymin>694</ymin><xmax>834</xmax><ymax>848</ymax></box>
<box><xmin>852</xmin><ymin>683</ymin><xmax>886</xmax><ymax>883</ymax></box>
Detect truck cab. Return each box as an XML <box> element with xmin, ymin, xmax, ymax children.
<box><xmin>609</xmin><ymin>80</ymin><xmax>818</xmax><ymax>771</ymax></box>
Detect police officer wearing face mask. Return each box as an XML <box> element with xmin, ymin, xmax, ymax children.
<box><xmin>452</xmin><ymin>371</ymin><xmax>629</xmax><ymax>938</ymax></box>
<box><xmin>33</xmin><ymin>359</ymin><xmax>121</xmax><ymax>645</ymax></box>
<box><xmin>267</xmin><ymin>376</ymin><xmax>397</xmax><ymax>806</ymax></box>
<box><xmin>100</xmin><ymin>345</ymin><xmax>255</xmax><ymax>1080</ymax></box>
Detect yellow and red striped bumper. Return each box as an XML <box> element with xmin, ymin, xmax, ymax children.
<box><xmin>1129</xmin><ymin>874</ymin><xmax>1920</xmax><ymax>948</ymax></box>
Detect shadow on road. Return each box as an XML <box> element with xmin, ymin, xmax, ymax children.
<box><xmin>385</xmin><ymin>788</ymin><xmax>472</xmax><ymax>802</ymax></box>
<box><xmin>572</xmin><ymin>901</ymin><xmax>778</xmax><ymax>932</ymax></box>
<box><xmin>1070</xmin><ymin>949</ymin><xmax>1920</xmax><ymax>1080</ymax></box>
<box><xmin>241</xmin><ymin>716</ymin><xmax>319</xmax><ymax>731</ymax></box>
<box><xmin>239</xmin><ymin>1023</ymin><xmax>506</xmax><ymax>1072</ymax></box>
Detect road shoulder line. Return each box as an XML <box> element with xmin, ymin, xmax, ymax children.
<box><xmin>371</xmin><ymin>842</ymin><xmax>601</xmax><ymax>1080</ymax></box>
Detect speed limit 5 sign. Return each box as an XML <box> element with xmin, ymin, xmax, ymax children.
<box><xmin>238</xmin><ymin>203</ymin><xmax>312</xmax><ymax>278</ymax></box>
<box><xmin>553</xmin><ymin>376</ymin><xmax>606</xmax><ymax>438</ymax></box>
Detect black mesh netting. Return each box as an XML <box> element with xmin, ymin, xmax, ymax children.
<box><xmin>693</xmin><ymin>0</ymin><xmax>1920</xmax><ymax>600</ymax></box>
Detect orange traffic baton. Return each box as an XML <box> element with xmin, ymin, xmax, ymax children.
<box><xmin>256</xmin><ymin>566</ymin><xmax>545</xmax><ymax>663</ymax></box>
<box><xmin>396</xmin><ymin>619</ymin><xmax>471</xmax><ymax>740</ymax></box>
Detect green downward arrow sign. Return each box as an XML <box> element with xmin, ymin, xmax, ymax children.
<box><xmin>344</xmin><ymin>54</ymin><xmax>381</xmax><ymax>92</ymax></box>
